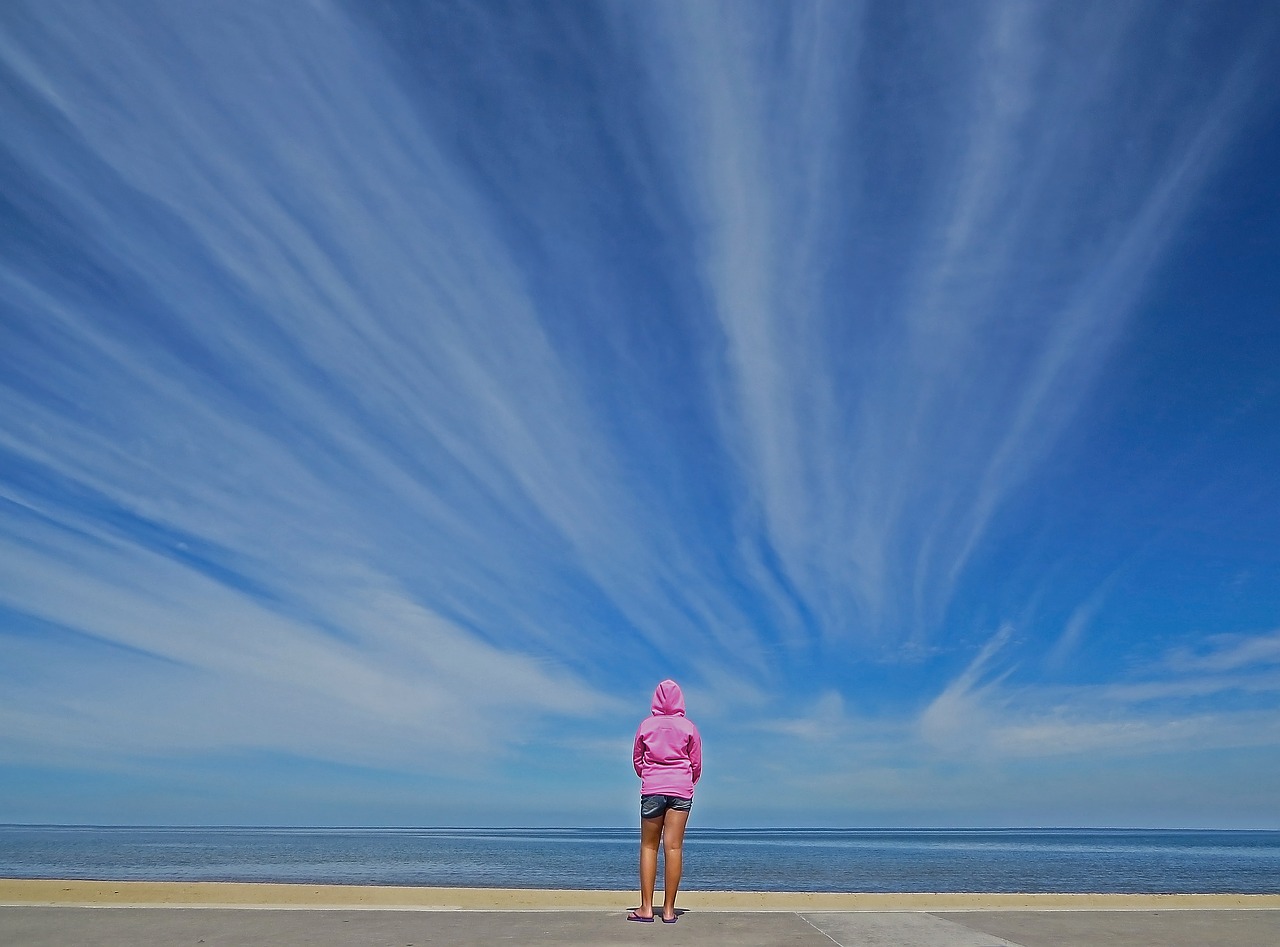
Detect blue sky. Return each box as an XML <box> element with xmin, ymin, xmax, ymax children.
<box><xmin>2</xmin><ymin>0</ymin><xmax>1280</xmax><ymax>828</ymax></box>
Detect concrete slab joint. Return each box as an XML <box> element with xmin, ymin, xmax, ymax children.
<box><xmin>801</xmin><ymin>911</ymin><xmax>1026</xmax><ymax>947</ymax></box>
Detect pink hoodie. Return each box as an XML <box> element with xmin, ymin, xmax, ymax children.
<box><xmin>633</xmin><ymin>680</ymin><xmax>702</xmax><ymax>798</ymax></box>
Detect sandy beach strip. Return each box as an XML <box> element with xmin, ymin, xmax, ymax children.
<box><xmin>2</xmin><ymin>879</ymin><xmax>1278</xmax><ymax>911</ymax></box>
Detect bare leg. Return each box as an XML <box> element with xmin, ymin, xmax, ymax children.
<box><xmin>661</xmin><ymin>808</ymin><xmax>690</xmax><ymax>921</ymax></box>
<box><xmin>636</xmin><ymin>815</ymin><xmax>663</xmax><ymax>919</ymax></box>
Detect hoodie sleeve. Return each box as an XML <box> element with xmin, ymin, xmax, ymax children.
<box><xmin>689</xmin><ymin>725</ymin><xmax>702</xmax><ymax>785</ymax></box>
<box><xmin>633</xmin><ymin>725</ymin><xmax>645</xmax><ymax>778</ymax></box>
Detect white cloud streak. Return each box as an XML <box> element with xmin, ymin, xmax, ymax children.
<box><xmin>1164</xmin><ymin>630</ymin><xmax>1280</xmax><ymax>675</ymax></box>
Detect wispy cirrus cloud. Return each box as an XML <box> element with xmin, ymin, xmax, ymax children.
<box><xmin>625</xmin><ymin>0</ymin><xmax>1272</xmax><ymax>653</ymax></box>
<box><xmin>1164</xmin><ymin>630</ymin><xmax>1280</xmax><ymax>674</ymax></box>
<box><xmin>2</xmin><ymin>0</ymin><xmax>1278</xmax><ymax>824</ymax></box>
<box><xmin>0</xmin><ymin>0</ymin><xmax>655</xmax><ymax>769</ymax></box>
<box><xmin>917</xmin><ymin>622</ymin><xmax>1280</xmax><ymax>765</ymax></box>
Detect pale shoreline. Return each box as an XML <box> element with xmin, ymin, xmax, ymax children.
<box><xmin>2</xmin><ymin>879</ymin><xmax>1278</xmax><ymax>912</ymax></box>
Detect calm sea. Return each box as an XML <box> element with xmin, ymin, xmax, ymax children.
<box><xmin>1</xmin><ymin>826</ymin><xmax>1277</xmax><ymax>893</ymax></box>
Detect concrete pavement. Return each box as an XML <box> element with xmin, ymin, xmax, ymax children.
<box><xmin>3</xmin><ymin>906</ymin><xmax>1279</xmax><ymax>946</ymax></box>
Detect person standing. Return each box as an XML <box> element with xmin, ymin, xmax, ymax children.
<box><xmin>628</xmin><ymin>679</ymin><xmax>702</xmax><ymax>924</ymax></box>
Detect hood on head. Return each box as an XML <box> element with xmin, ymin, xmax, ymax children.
<box><xmin>651</xmin><ymin>679</ymin><xmax>685</xmax><ymax>716</ymax></box>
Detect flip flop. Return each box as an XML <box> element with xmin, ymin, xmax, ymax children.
<box><xmin>627</xmin><ymin>912</ymin><xmax>655</xmax><ymax>923</ymax></box>
<box><xmin>661</xmin><ymin>914</ymin><xmax>678</xmax><ymax>924</ymax></box>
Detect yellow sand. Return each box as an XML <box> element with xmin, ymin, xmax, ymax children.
<box><xmin>2</xmin><ymin>879</ymin><xmax>1278</xmax><ymax>911</ymax></box>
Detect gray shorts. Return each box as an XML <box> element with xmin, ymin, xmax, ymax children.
<box><xmin>641</xmin><ymin>794</ymin><xmax>692</xmax><ymax>819</ymax></box>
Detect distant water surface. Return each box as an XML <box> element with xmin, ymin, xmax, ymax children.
<box><xmin>2</xmin><ymin>826</ymin><xmax>1278</xmax><ymax>893</ymax></box>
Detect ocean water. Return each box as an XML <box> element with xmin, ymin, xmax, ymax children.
<box><xmin>1</xmin><ymin>826</ymin><xmax>1277</xmax><ymax>893</ymax></box>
